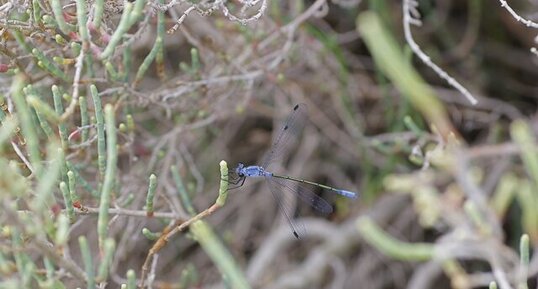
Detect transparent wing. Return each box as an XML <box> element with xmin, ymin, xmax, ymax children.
<box><xmin>265</xmin><ymin>176</ymin><xmax>306</xmax><ymax>238</ymax></box>
<box><xmin>261</xmin><ymin>103</ymin><xmax>308</xmax><ymax>170</ymax></box>
<box><xmin>270</xmin><ymin>177</ymin><xmax>334</xmax><ymax>215</ymax></box>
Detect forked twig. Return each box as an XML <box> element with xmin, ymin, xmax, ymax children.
<box><xmin>139</xmin><ymin>161</ymin><xmax>229</xmax><ymax>288</ymax></box>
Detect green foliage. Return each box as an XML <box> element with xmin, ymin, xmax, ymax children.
<box><xmin>1</xmin><ymin>1</ymin><xmax>538</xmax><ymax>288</ymax></box>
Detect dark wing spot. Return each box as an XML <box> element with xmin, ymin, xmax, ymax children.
<box><xmin>293</xmin><ymin>104</ymin><xmax>299</xmax><ymax>110</ymax></box>
<box><xmin>283</xmin><ymin>125</ymin><xmax>288</xmax><ymax>130</ymax></box>
<box><xmin>293</xmin><ymin>231</ymin><xmax>299</xmax><ymax>239</ymax></box>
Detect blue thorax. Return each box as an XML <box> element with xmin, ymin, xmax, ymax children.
<box><xmin>235</xmin><ymin>163</ymin><xmax>272</xmax><ymax>177</ymax></box>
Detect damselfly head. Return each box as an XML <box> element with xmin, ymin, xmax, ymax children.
<box><xmin>235</xmin><ymin>163</ymin><xmax>245</xmax><ymax>176</ymax></box>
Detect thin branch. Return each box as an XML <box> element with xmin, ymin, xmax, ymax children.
<box><xmin>498</xmin><ymin>0</ymin><xmax>538</xmax><ymax>28</ymax></box>
<box><xmin>139</xmin><ymin>161</ymin><xmax>229</xmax><ymax>288</ymax></box>
<box><xmin>402</xmin><ymin>0</ymin><xmax>478</xmax><ymax>105</ymax></box>
<box><xmin>139</xmin><ymin>203</ymin><xmax>222</xmax><ymax>287</ymax></box>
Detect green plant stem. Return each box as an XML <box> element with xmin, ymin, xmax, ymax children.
<box><xmin>79</xmin><ymin>96</ymin><xmax>89</xmax><ymax>143</ymax></box>
<box><xmin>23</xmin><ymin>86</ymin><xmax>57</xmax><ymax>141</ymax></box>
<box><xmin>100</xmin><ymin>2</ymin><xmax>134</xmax><ymax>59</ymax></box>
<box><xmin>96</xmin><ymin>238</ymin><xmax>115</xmax><ymax>282</ymax></box>
<box><xmin>511</xmin><ymin>120</ymin><xmax>538</xmax><ymax>187</ymax></box>
<box><xmin>90</xmin><ymin>85</ymin><xmax>106</xmax><ymax>181</ymax></box>
<box><xmin>142</xmin><ymin>228</ymin><xmax>161</xmax><ymax>240</ymax></box>
<box><xmin>31</xmin><ymin>0</ymin><xmax>41</xmax><ymax>26</ymax></box>
<box><xmin>78</xmin><ymin>236</ymin><xmax>95</xmax><ymax>289</ymax></box>
<box><xmin>126</xmin><ymin>114</ymin><xmax>134</xmax><ymax>134</ymax></box>
<box><xmin>519</xmin><ymin>234</ymin><xmax>529</xmax><ymax>289</ymax></box>
<box><xmin>171</xmin><ymin>165</ymin><xmax>195</xmax><ymax>215</ymax></box>
<box><xmin>191</xmin><ymin>220</ymin><xmax>250</xmax><ymax>289</ymax></box>
<box><xmin>52</xmin><ymin>85</ymin><xmax>68</xmax><ymax>150</ymax></box>
<box><xmin>216</xmin><ymin>160</ymin><xmax>229</xmax><ymax>206</ymax></box>
<box><xmin>517</xmin><ymin>181</ymin><xmax>538</xmax><ymax>242</ymax></box>
<box><xmin>60</xmin><ymin>181</ymin><xmax>75</xmax><ymax>222</ymax></box>
<box><xmin>75</xmin><ymin>0</ymin><xmax>89</xmax><ymax>44</ymax></box>
<box><xmin>491</xmin><ymin>173</ymin><xmax>517</xmax><ymax>218</ymax></box>
<box><xmin>134</xmin><ymin>0</ymin><xmax>164</xmax><ymax>85</ymax></box>
<box><xmin>51</xmin><ymin>0</ymin><xmax>74</xmax><ymax>33</ymax></box>
<box><xmin>67</xmin><ymin>170</ymin><xmax>80</xmax><ymax>205</ymax></box>
<box><xmin>55</xmin><ymin>214</ymin><xmax>69</xmax><ymax>246</ymax></box>
<box><xmin>93</xmin><ymin>0</ymin><xmax>105</xmax><ymax>29</ymax></box>
<box><xmin>122</xmin><ymin>46</ymin><xmax>132</xmax><ymax>82</ymax></box>
<box><xmin>145</xmin><ymin>174</ymin><xmax>157</xmax><ymax>217</ymax></box>
<box><xmin>11</xmin><ymin>74</ymin><xmax>41</xmax><ymax>173</ymax></box>
<box><xmin>97</xmin><ymin>104</ymin><xmax>117</xmax><ymax>251</ymax></box>
<box><xmin>357</xmin><ymin>217</ymin><xmax>434</xmax><ymax>260</ymax></box>
<box><xmin>126</xmin><ymin>270</ymin><xmax>136</xmax><ymax>289</ymax></box>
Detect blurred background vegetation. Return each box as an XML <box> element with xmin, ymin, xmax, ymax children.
<box><xmin>1</xmin><ymin>0</ymin><xmax>538</xmax><ymax>288</ymax></box>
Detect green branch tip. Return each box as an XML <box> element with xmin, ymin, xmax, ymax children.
<box><xmin>54</xmin><ymin>34</ymin><xmax>67</xmax><ymax>45</ymax></box>
<box><xmin>59</xmin><ymin>181</ymin><xmax>75</xmax><ymax>222</ymax></box>
<box><xmin>67</xmin><ymin>170</ymin><xmax>80</xmax><ymax>204</ymax></box>
<box><xmin>520</xmin><ymin>234</ymin><xmax>530</xmax><ymax>265</ymax></box>
<box><xmin>142</xmin><ymin>228</ymin><xmax>160</xmax><ymax>240</ymax></box>
<box><xmin>119</xmin><ymin>123</ymin><xmax>127</xmax><ymax>132</ymax></box>
<box><xmin>519</xmin><ymin>233</ymin><xmax>530</xmax><ymax>289</ymax></box>
<box><xmin>126</xmin><ymin>115</ymin><xmax>135</xmax><ymax>133</ymax></box>
<box><xmin>179</xmin><ymin>264</ymin><xmax>198</xmax><ymax>287</ymax></box>
<box><xmin>126</xmin><ymin>269</ymin><xmax>136</xmax><ymax>289</ymax></box>
<box><xmin>216</xmin><ymin>160</ymin><xmax>229</xmax><ymax>206</ymax></box>
<box><xmin>190</xmin><ymin>48</ymin><xmax>200</xmax><ymax>72</ymax></box>
<box><xmin>145</xmin><ymin>174</ymin><xmax>157</xmax><ymax>216</ymax></box>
